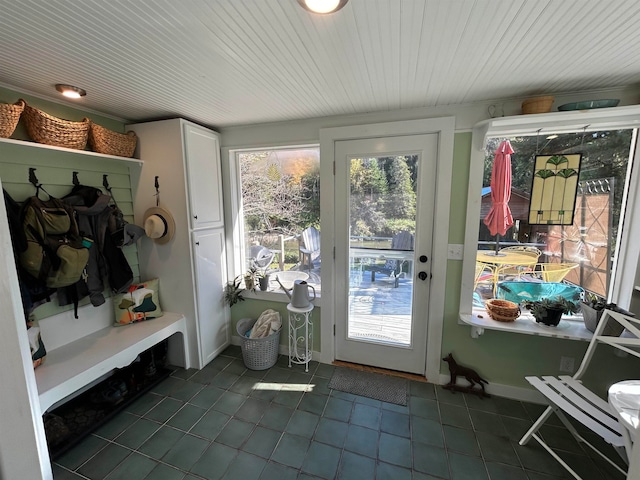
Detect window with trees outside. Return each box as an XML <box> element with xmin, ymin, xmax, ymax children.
<box><xmin>474</xmin><ymin>127</ymin><xmax>636</xmax><ymax>328</ymax></box>
<box><xmin>236</xmin><ymin>147</ymin><xmax>320</xmax><ymax>292</ymax></box>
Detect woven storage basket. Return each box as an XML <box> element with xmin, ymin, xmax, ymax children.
<box><xmin>88</xmin><ymin>122</ymin><xmax>137</xmax><ymax>157</ymax></box>
<box><xmin>22</xmin><ymin>101</ymin><xmax>89</xmax><ymax>150</ymax></box>
<box><xmin>522</xmin><ymin>96</ymin><xmax>555</xmax><ymax>114</ymax></box>
<box><xmin>0</xmin><ymin>99</ymin><xmax>25</xmax><ymax>138</ymax></box>
<box><xmin>237</xmin><ymin>317</ymin><xmax>281</xmax><ymax>370</ymax></box>
<box><xmin>485</xmin><ymin>299</ymin><xmax>521</xmax><ymax>322</ymax></box>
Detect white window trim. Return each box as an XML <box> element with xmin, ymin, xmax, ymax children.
<box><xmin>460</xmin><ymin>105</ymin><xmax>640</xmax><ymax>340</ymax></box>
<box><xmin>221</xmin><ymin>143</ymin><xmax>322</xmax><ymax>305</ymax></box>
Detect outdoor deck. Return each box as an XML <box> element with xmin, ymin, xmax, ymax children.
<box><xmin>271</xmin><ymin>262</ymin><xmax>413</xmax><ymax>346</ymax></box>
<box><xmin>348</xmin><ymin>271</ymin><xmax>413</xmax><ymax>345</ymax></box>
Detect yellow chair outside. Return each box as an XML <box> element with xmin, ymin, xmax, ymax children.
<box><xmin>539</xmin><ymin>262</ymin><xmax>579</xmax><ymax>283</ymax></box>
<box><xmin>497</xmin><ymin>246</ymin><xmax>541</xmax><ymax>280</ymax></box>
<box><xmin>498</xmin><ymin>245</ymin><xmax>542</xmax><ymax>257</ymax></box>
<box><xmin>475</xmin><ymin>261</ymin><xmax>496</xmax><ymax>295</ymax></box>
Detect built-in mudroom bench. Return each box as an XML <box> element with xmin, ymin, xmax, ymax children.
<box><xmin>0</xmin><ymin>134</ymin><xmax>193</xmax><ymax>479</ymax></box>
<box><xmin>36</xmin><ymin>311</ymin><xmax>189</xmax><ymax>413</ymax></box>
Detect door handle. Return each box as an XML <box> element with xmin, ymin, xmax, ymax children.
<box><xmin>418</xmin><ymin>271</ymin><xmax>428</xmax><ymax>281</ymax></box>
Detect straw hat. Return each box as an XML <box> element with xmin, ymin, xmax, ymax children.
<box><xmin>143</xmin><ymin>206</ymin><xmax>175</xmax><ymax>244</ymax></box>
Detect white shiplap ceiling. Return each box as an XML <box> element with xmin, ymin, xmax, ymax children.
<box><xmin>0</xmin><ymin>0</ymin><xmax>639</xmax><ymax>129</ymax></box>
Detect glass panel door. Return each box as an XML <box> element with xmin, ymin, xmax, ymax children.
<box><xmin>334</xmin><ymin>134</ymin><xmax>437</xmax><ymax>374</ymax></box>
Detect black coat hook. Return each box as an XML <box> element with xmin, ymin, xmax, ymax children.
<box><xmin>28</xmin><ymin>167</ymin><xmax>50</xmax><ymax>198</ymax></box>
<box><xmin>29</xmin><ymin>168</ymin><xmax>39</xmax><ymax>188</ymax></box>
<box><xmin>72</xmin><ymin>171</ymin><xmax>80</xmax><ymax>186</ymax></box>
<box><xmin>154</xmin><ymin>176</ymin><xmax>160</xmax><ymax>207</ymax></box>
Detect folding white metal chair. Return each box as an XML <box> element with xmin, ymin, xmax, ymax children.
<box><xmin>520</xmin><ymin>310</ymin><xmax>640</xmax><ymax>479</ymax></box>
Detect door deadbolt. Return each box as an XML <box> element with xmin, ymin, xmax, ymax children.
<box><xmin>419</xmin><ymin>255</ymin><xmax>428</xmax><ymax>263</ymax></box>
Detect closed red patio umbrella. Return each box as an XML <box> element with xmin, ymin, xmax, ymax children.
<box><xmin>484</xmin><ymin>140</ymin><xmax>514</xmax><ymax>253</ymax></box>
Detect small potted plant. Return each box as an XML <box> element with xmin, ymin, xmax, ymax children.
<box><xmin>581</xmin><ymin>293</ymin><xmax>634</xmax><ymax>335</ymax></box>
<box><xmin>243</xmin><ymin>266</ymin><xmax>262</xmax><ymax>292</ymax></box>
<box><xmin>525</xmin><ymin>297</ymin><xmax>579</xmax><ymax>326</ymax></box>
<box><xmin>224</xmin><ymin>275</ymin><xmax>245</xmax><ymax>307</ymax></box>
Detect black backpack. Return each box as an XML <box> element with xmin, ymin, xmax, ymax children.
<box><xmin>19</xmin><ymin>195</ymin><xmax>90</xmax><ymax>288</ymax></box>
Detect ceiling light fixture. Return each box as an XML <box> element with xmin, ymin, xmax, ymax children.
<box><xmin>55</xmin><ymin>84</ymin><xmax>86</xmax><ymax>99</ymax></box>
<box><xmin>297</xmin><ymin>0</ymin><xmax>348</xmax><ymax>14</ymax></box>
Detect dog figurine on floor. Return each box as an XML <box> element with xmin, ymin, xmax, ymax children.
<box><xmin>442</xmin><ymin>353</ymin><xmax>490</xmax><ymax>398</ymax></box>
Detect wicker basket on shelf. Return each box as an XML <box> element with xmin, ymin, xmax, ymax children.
<box><xmin>22</xmin><ymin>100</ymin><xmax>90</xmax><ymax>150</ymax></box>
<box><xmin>0</xmin><ymin>99</ymin><xmax>25</xmax><ymax>138</ymax></box>
<box><xmin>521</xmin><ymin>96</ymin><xmax>555</xmax><ymax>114</ymax></box>
<box><xmin>88</xmin><ymin>122</ymin><xmax>137</xmax><ymax>157</ymax></box>
<box><xmin>485</xmin><ymin>299</ymin><xmax>521</xmax><ymax>322</ymax></box>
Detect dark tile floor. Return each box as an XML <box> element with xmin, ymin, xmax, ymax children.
<box><xmin>52</xmin><ymin>346</ymin><xmax>625</xmax><ymax>479</ymax></box>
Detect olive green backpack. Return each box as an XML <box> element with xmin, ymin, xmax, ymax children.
<box><xmin>19</xmin><ymin>195</ymin><xmax>90</xmax><ymax>288</ymax></box>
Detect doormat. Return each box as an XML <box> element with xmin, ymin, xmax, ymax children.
<box><xmin>328</xmin><ymin>367</ymin><xmax>408</xmax><ymax>405</ymax></box>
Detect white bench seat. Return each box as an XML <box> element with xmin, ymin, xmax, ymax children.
<box><xmin>35</xmin><ymin>312</ymin><xmax>188</xmax><ymax>412</ymax></box>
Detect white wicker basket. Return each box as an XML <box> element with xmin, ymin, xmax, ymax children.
<box><xmin>237</xmin><ymin>317</ymin><xmax>281</xmax><ymax>370</ymax></box>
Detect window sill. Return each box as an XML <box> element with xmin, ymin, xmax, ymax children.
<box><xmin>459</xmin><ymin>309</ymin><xmax>593</xmax><ymax>342</ymax></box>
<box><xmin>241</xmin><ymin>289</ymin><xmax>323</xmax><ymax>308</ymax></box>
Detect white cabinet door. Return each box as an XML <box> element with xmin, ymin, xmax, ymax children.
<box><xmin>183</xmin><ymin>123</ymin><xmax>224</xmax><ymax>230</ymax></box>
<box><xmin>193</xmin><ymin>229</ymin><xmax>229</xmax><ymax>367</ymax></box>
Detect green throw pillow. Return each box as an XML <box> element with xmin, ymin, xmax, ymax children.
<box><xmin>113</xmin><ymin>278</ymin><xmax>163</xmax><ymax>326</ymax></box>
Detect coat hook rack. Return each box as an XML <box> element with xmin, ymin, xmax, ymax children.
<box><xmin>72</xmin><ymin>171</ymin><xmax>80</xmax><ymax>186</ymax></box>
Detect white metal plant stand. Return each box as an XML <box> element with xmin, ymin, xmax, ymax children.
<box><xmin>287</xmin><ymin>303</ymin><xmax>314</xmax><ymax>372</ymax></box>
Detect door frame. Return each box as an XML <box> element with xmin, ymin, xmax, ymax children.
<box><xmin>319</xmin><ymin>117</ymin><xmax>455</xmax><ymax>380</ymax></box>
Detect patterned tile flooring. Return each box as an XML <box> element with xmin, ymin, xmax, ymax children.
<box><xmin>52</xmin><ymin>346</ymin><xmax>625</xmax><ymax>480</ymax></box>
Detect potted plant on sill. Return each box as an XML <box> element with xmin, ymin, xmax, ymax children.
<box><xmin>243</xmin><ymin>266</ymin><xmax>263</xmax><ymax>292</ymax></box>
<box><xmin>525</xmin><ymin>297</ymin><xmax>579</xmax><ymax>326</ymax></box>
<box><xmin>581</xmin><ymin>293</ymin><xmax>634</xmax><ymax>335</ymax></box>
<box><xmin>224</xmin><ymin>275</ymin><xmax>246</xmax><ymax>307</ymax></box>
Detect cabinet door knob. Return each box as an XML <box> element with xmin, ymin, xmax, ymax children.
<box><xmin>195</xmin><ymin>241</ymin><xmax>200</xmax><ymax>246</ymax></box>
<box><xmin>194</xmin><ymin>214</ymin><xmax>198</xmax><ymax>219</ymax></box>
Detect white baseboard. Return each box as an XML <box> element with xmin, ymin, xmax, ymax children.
<box><xmin>229</xmin><ymin>337</ymin><xmax>544</xmax><ymax>403</ymax></box>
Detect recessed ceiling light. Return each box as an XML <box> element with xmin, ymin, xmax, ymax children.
<box><xmin>297</xmin><ymin>0</ymin><xmax>348</xmax><ymax>14</ymax></box>
<box><xmin>55</xmin><ymin>84</ymin><xmax>86</xmax><ymax>99</ymax></box>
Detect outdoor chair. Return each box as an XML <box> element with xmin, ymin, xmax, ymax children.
<box><xmin>538</xmin><ymin>262</ymin><xmax>579</xmax><ymax>283</ymax></box>
<box><xmin>299</xmin><ymin>226</ymin><xmax>320</xmax><ymax>271</ymax></box>
<box><xmin>249</xmin><ymin>245</ymin><xmax>275</xmax><ymax>271</ymax></box>
<box><xmin>520</xmin><ymin>310</ymin><xmax>640</xmax><ymax>479</ymax></box>
<box><xmin>369</xmin><ymin>231</ymin><xmax>414</xmax><ymax>288</ymax></box>
<box><xmin>499</xmin><ymin>245</ymin><xmax>542</xmax><ymax>257</ymax></box>
<box><xmin>474</xmin><ymin>261</ymin><xmax>496</xmax><ymax>294</ymax></box>
<box><xmin>497</xmin><ymin>245</ymin><xmax>541</xmax><ymax>280</ymax></box>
